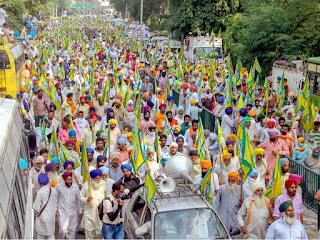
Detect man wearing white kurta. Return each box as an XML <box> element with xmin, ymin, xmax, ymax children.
<box><xmin>33</xmin><ymin>173</ymin><xmax>58</xmax><ymax>240</ymax></box>
<box><xmin>57</xmin><ymin>172</ymin><xmax>83</xmax><ymax>239</ymax></box>
<box><xmin>193</xmin><ymin>160</ymin><xmax>219</xmax><ymax>201</ymax></box>
<box><xmin>237</xmin><ymin>182</ymin><xmax>272</xmax><ymax>239</ymax></box>
<box><xmin>221</xmin><ymin>107</ymin><xmax>234</xmax><ymax>137</ymax></box>
<box><xmin>80</xmin><ymin>169</ymin><xmax>108</xmax><ymax>239</ymax></box>
<box><xmin>213</xmin><ymin>172</ymin><xmax>241</xmax><ymax>236</ymax></box>
<box><xmin>266</xmin><ymin>200</ymin><xmax>308</xmax><ymax>239</ymax></box>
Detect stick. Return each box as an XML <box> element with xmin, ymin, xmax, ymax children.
<box><xmin>240</xmin><ymin>172</ymin><xmax>243</xmax><ymax>202</ymax></box>
<box><xmin>86</xmin><ymin>160</ymin><xmax>93</xmax><ymax>207</ymax></box>
<box><xmin>218</xmin><ymin>142</ymin><xmax>223</xmax><ymax>183</ymax></box>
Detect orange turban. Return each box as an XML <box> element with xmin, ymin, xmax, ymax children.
<box><xmin>228</xmin><ymin>172</ymin><xmax>239</xmax><ymax>180</ymax></box>
<box><xmin>223</xmin><ymin>153</ymin><xmax>232</xmax><ymax>160</ymax></box>
<box><xmin>226</xmin><ymin>134</ymin><xmax>236</xmax><ymax>142</ymax></box>
<box><xmin>200</xmin><ymin>160</ymin><xmax>212</xmax><ymax>169</ymax></box>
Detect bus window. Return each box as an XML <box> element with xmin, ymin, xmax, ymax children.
<box><xmin>0</xmin><ymin>51</ymin><xmax>10</xmax><ymax>69</ymax></box>
<box><xmin>10</xmin><ymin>44</ymin><xmax>24</xmax><ymax>73</ymax></box>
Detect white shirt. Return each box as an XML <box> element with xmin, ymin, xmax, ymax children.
<box><xmin>0</xmin><ymin>8</ymin><xmax>8</xmax><ymax>24</ymax></box>
<box><xmin>221</xmin><ymin>114</ymin><xmax>234</xmax><ymax>137</ymax></box>
<box><xmin>265</xmin><ymin>217</ymin><xmax>308</xmax><ymax>239</ymax></box>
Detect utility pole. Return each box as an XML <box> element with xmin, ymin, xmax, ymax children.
<box><xmin>139</xmin><ymin>0</ymin><xmax>143</xmax><ymax>58</ymax></box>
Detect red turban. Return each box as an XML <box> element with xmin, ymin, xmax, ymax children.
<box><xmin>91</xmin><ymin>113</ymin><xmax>98</xmax><ymax>118</ymax></box>
<box><xmin>80</xmin><ymin>96</ymin><xmax>85</xmax><ymax>100</ymax></box>
<box><xmin>62</xmin><ymin>171</ymin><xmax>73</xmax><ymax>180</ymax></box>
<box><xmin>55</xmin><ymin>83</ymin><xmax>61</xmax><ymax>88</ymax></box>
<box><xmin>159</xmin><ymin>103</ymin><xmax>166</xmax><ymax>110</ymax></box>
<box><xmin>182</xmin><ymin>82</ymin><xmax>189</xmax><ymax>90</ymax></box>
<box><xmin>267</xmin><ymin>121</ymin><xmax>275</xmax><ymax>128</ymax></box>
<box><xmin>285</xmin><ymin>179</ymin><xmax>297</xmax><ymax>189</ymax></box>
<box><xmin>88</xmin><ymin>119</ymin><xmax>96</xmax><ymax>125</ymax></box>
<box><xmin>190</xmin><ymin>85</ymin><xmax>197</xmax><ymax>92</ymax></box>
<box><xmin>65</xmin><ymin>139</ymin><xmax>75</xmax><ymax>146</ymax></box>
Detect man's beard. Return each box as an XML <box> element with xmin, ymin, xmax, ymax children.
<box><xmin>170</xmin><ymin>150</ymin><xmax>176</xmax><ymax>155</ymax></box>
<box><xmin>48</xmin><ymin>172</ymin><xmax>59</xmax><ymax>184</ymax></box>
<box><xmin>178</xmin><ymin>144</ymin><xmax>184</xmax><ymax>152</ymax></box>
<box><xmin>173</xmin><ymin>132</ymin><xmax>179</xmax><ymax>136</ymax></box>
<box><xmin>65</xmin><ymin>182</ymin><xmax>72</xmax><ymax>187</ymax></box>
<box><xmin>283</xmin><ymin>212</ymin><xmax>296</xmax><ymax>226</ymax></box>
<box><xmin>227</xmin><ymin>183</ymin><xmax>237</xmax><ymax>193</ymax></box>
<box><xmin>168</xmin><ymin>118</ymin><xmax>172</xmax><ymax>122</ymax></box>
<box><xmin>144</xmin><ymin>116</ymin><xmax>150</xmax><ymax>120</ymax></box>
<box><xmin>255</xmin><ymin>158</ymin><xmax>262</xmax><ymax>166</ymax></box>
<box><xmin>35</xmin><ymin>165</ymin><xmax>42</xmax><ymax>171</ymax></box>
<box><xmin>228</xmin><ymin>150</ymin><xmax>234</xmax><ymax>156</ymax></box>
<box><xmin>97</xmin><ymin>146</ymin><xmax>103</xmax><ymax>151</ymax></box>
<box><xmin>253</xmin><ymin>194</ymin><xmax>265</xmax><ymax>208</ymax></box>
<box><xmin>222</xmin><ymin>162</ymin><xmax>231</xmax><ymax>171</ymax></box>
<box><xmin>92</xmin><ymin>180</ymin><xmax>102</xmax><ymax>190</ymax></box>
<box><xmin>178</xmin><ymin>113</ymin><xmax>183</xmax><ymax>118</ymax></box>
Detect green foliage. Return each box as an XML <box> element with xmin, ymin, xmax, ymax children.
<box><xmin>5</xmin><ymin>0</ymin><xmax>26</xmax><ymax>28</ymax></box>
<box><xmin>223</xmin><ymin>0</ymin><xmax>320</xmax><ymax>76</ymax></box>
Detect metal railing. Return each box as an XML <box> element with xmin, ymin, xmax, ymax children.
<box><xmin>148</xmin><ymin>74</ymin><xmax>217</xmax><ymax>132</ymax></box>
<box><xmin>286</xmin><ymin>155</ymin><xmax>320</xmax><ymax>229</ymax></box>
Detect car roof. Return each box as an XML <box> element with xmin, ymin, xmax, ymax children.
<box><xmin>153</xmin><ymin>195</ymin><xmax>209</xmax><ymax>212</ymax></box>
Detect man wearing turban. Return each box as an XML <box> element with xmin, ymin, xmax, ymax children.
<box><xmin>266</xmin><ymin>200</ymin><xmax>308</xmax><ymax>239</ymax></box>
<box><xmin>59</xmin><ymin>139</ymin><xmax>81</xmax><ymax>170</ymax></box>
<box><xmin>215</xmin><ymin>152</ymin><xmax>237</xmax><ymax>185</ymax></box>
<box><xmin>80</xmin><ymin>169</ymin><xmax>108</xmax><ymax>239</ymax></box>
<box><xmin>166</xmin><ymin>124</ymin><xmax>185</xmax><ymax>147</ymax></box>
<box><xmin>46</xmin><ymin>162</ymin><xmax>60</xmax><ymax>188</ymax></box>
<box><xmin>30</xmin><ymin>155</ymin><xmax>45</xmax><ymax>192</ymax></box>
<box><xmin>81</xmin><ymin>118</ymin><xmax>98</xmax><ymax>148</ymax></box>
<box><xmin>108</xmin><ymin>118</ymin><xmax>121</xmax><ymax>148</ymax></box>
<box><xmin>56</xmin><ymin>171</ymin><xmax>83</xmax><ymax>239</ymax></box>
<box><xmin>77</xmin><ymin>95</ymin><xmax>90</xmax><ymax>118</ymax></box>
<box><xmin>213</xmin><ymin>171</ymin><xmax>241</xmax><ymax>238</ymax></box>
<box><xmin>280</xmin><ymin>158</ymin><xmax>290</xmax><ymax>194</ymax></box>
<box><xmin>99</xmin><ymin>166</ymin><xmax>115</xmax><ymax>195</ymax></box>
<box><xmin>194</xmin><ymin>160</ymin><xmax>219</xmax><ymax>198</ymax></box>
<box><xmin>237</xmin><ymin>181</ymin><xmax>273</xmax><ymax>239</ymax></box>
<box><xmin>253</xmin><ymin>148</ymin><xmax>268</xmax><ymax>181</ymax></box>
<box><xmin>221</xmin><ymin>107</ymin><xmax>235</xmax><ymax>138</ymax></box>
<box><xmin>257</xmin><ymin>130</ymin><xmax>290</xmax><ymax>178</ymax></box>
<box><xmin>109</xmin><ymin>152</ymin><xmax>123</xmax><ymax>182</ymax></box>
<box><xmin>33</xmin><ymin>173</ymin><xmax>58</xmax><ymax>239</ymax></box>
<box><xmin>273</xmin><ymin>179</ymin><xmax>304</xmax><ymax>223</ymax></box>
<box><xmin>174</xmin><ymin>105</ymin><xmax>185</xmax><ymax>125</ymax></box>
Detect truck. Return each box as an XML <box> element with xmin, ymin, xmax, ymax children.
<box><xmin>14</xmin><ymin>23</ymin><xmax>42</xmax><ymax>40</ymax></box>
<box><xmin>0</xmin><ymin>98</ymin><xmax>33</xmax><ymax>238</ymax></box>
<box><xmin>183</xmin><ymin>36</ymin><xmax>224</xmax><ymax>63</ymax></box>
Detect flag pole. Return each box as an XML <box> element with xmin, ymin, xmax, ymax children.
<box><xmin>218</xmin><ymin>142</ymin><xmax>224</xmax><ymax>183</ymax></box>
<box><xmin>204</xmin><ymin>138</ymin><xmax>216</xmax><ymax>192</ymax></box>
<box><xmin>86</xmin><ymin>160</ymin><xmax>93</xmax><ymax>207</ymax></box>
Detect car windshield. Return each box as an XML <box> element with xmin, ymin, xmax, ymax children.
<box><xmin>154</xmin><ymin>208</ymin><xmax>228</xmax><ymax>239</ymax></box>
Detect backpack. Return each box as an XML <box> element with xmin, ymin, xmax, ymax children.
<box><xmin>98</xmin><ymin>197</ymin><xmax>113</xmax><ymax>221</ymax></box>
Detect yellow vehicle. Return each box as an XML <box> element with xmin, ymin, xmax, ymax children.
<box><xmin>0</xmin><ymin>37</ymin><xmax>25</xmax><ymax>98</ymax></box>
<box><xmin>43</xmin><ymin>16</ymin><xmax>51</xmax><ymax>21</ymax></box>
<box><xmin>61</xmin><ymin>16</ymin><xmax>70</xmax><ymax>22</ymax></box>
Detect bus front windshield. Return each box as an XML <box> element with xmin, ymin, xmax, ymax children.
<box><xmin>154</xmin><ymin>208</ymin><xmax>228</xmax><ymax>239</ymax></box>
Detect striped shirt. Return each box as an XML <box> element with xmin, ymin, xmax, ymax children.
<box><xmin>311</xmin><ymin>130</ymin><xmax>320</xmax><ymax>146</ymax></box>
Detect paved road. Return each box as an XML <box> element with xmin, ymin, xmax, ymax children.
<box><xmin>304</xmin><ymin>206</ymin><xmax>319</xmax><ymax>239</ymax></box>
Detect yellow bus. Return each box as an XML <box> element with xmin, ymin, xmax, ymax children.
<box><xmin>0</xmin><ymin>37</ymin><xmax>25</xmax><ymax>98</ymax></box>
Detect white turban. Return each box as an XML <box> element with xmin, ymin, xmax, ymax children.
<box><xmin>209</xmin><ymin>133</ymin><xmax>217</xmax><ymax>141</ymax></box>
<box><xmin>170</xmin><ymin>142</ymin><xmax>178</xmax><ymax>148</ymax></box>
<box><xmin>250</xmin><ymin>181</ymin><xmax>264</xmax><ymax>193</ymax></box>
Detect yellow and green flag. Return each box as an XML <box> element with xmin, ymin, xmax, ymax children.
<box><xmin>49</xmin><ymin>84</ymin><xmax>61</xmax><ymax>110</ymax></box>
<box><xmin>38</xmin><ymin>74</ymin><xmax>50</xmax><ymax>96</ymax></box>
<box><xmin>253</xmin><ymin>57</ymin><xmax>261</xmax><ymax>74</ymax></box>
<box><xmin>200</xmin><ymin>168</ymin><xmax>214</xmax><ymax>204</ymax></box>
<box><xmin>196</xmin><ymin>117</ymin><xmax>209</xmax><ymax>162</ymax></box>
<box><xmin>143</xmin><ymin>170</ymin><xmax>158</xmax><ymax>204</ymax></box>
<box><xmin>265</xmin><ymin>151</ymin><xmax>282</xmax><ymax>199</ymax></box>
<box><xmin>130</xmin><ymin>131</ymin><xmax>146</xmax><ymax>174</ymax></box>
<box><xmin>81</xmin><ymin>138</ymin><xmax>90</xmax><ymax>183</ymax></box>
<box><xmin>48</xmin><ymin>126</ymin><xmax>59</xmax><ymax>160</ymax></box>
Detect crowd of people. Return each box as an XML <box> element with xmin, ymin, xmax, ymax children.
<box><xmin>12</xmin><ymin>15</ymin><xmax>320</xmax><ymax>240</ymax></box>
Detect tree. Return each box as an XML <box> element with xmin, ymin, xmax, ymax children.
<box><xmin>6</xmin><ymin>0</ymin><xmax>26</xmax><ymax>28</ymax></box>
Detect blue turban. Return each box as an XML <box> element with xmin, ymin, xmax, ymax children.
<box><xmin>225</xmin><ymin>107</ymin><xmax>233</xmax><ymax>115</ymax></box>
<box><xmin>277</xmin><ymin>76</ymin><xmax>281</xmax><ymax>80</ymax></box>
<box><xmin>46</xmin><ymin>162</ymin><xmax>56</xmax><ymax>172</ymax></box>
<box><xmin>239</xmin><ymin>108</ymin><xmax>247</xmax><ymax>117</ymax></box>
<box><xmin>217</xmin><ymin>96</ymin><xmax>225</xmax><ymax>104</ymax></box>
<box><xmin>284</xmin><ymin>100</ymin><xmax>290</xmax><ymax>105</ymax></box>
<box><xmin>17</xmin><ymin>93</ymin><xmax>23</xmax><ymax>98</ymax></box>
<box><xmin>90</xmin><ymin>169</ymin><xmax>102</xmax><ymax>179</ymax></box>
<box><xmin>32</xmin><ymin>86</ymin><xmax>37</xmax><ymax>91</ymax></box>
<box><xmin>117</xmin><ymin>138</ymin><xmax>127</xmax><ymax>145</ymax></box>
<box><xmin>97</xmin><ymin>155</ymin><xmax>107</xmax><ymax>165</ymax></box>
<box><xmin>38</xmin><ymin>173</ymin><xmax>49</xmax><ymax>185</ymax></box>
<box><xmin>86</xmin><ymin>148</ymin><xmax>94</xmax><ymax>154</ymax></box>
<box><xmin>280</xmin><ymin>158</ymin><xmax>289</xmax><ymax>167</ymax></box>
<box><xmin>255</xmin><ymin>90</ymin><xmax>260</xmax><ymax>95</ymax></box>
<box><xmin>121</xmin><ymin>164</ymin><xmax>132</xmax><ymax>172</ymax></box>
<box><xmin>145</xmin><ymin>76</ymin><xmax>150</xmax><ymax>80</ymax></box>
<box><xmin>167</xmin><ymin>96</ymin><xmax>174</xmax><ymax>101</ymax></box>
<box><xmin>99</xmin><ymin>166</ymin><xmax>109</xmax><ymax>175</ymax></box>
<box><xmin>147</xmin><ymin>100</ymin><xmax>154</xmax><ymax>108</ymax></box>
<box><xmin>176</xmin><ymin>136</ymin><xmax>184</xmax><ymax>143</ymax></box>
<box><xmin>69</xmin><ymin>130</ymin><xmax>76</xmax><ymax>137</ymax></box>
<box><xmin>248</xmin><ymin>169</ymin><xmax>259</xmax><ymax>178</ymax></box>
<box><xmin>19</xmin><ymin>158</ymin><xmax>27</xmax><ymax>169</ymax></box>
<box><xmin>84</xmin><ymin>86</ymin><xmax>90</xmax><ymax>92</ymax></box>
<box><xmin>177</xmin><ymin>106</ymin><xmax>184</xmax><ymax>112</ymax></box>
<box><xmin>66</xmin><ymin>80</ymin><xmax>71</xmax><ymax>84</ymax></box>
<box><xmin>51</xmin><ymin>157</ymin><xmax>60</xmax><ymax>165</ymax></box>
<box><xmin>225</xmin><ymin>140</ymin><xmax>234</xmax><ymax>146</ymax></box>
<box><xmin>162</xmin><ymin>158</ymin><xmax>169</xmax><ymax>165</ymax></box>
<box><xmin>166</xmin><ymin>111</ymin><xmax>172</xmax><ymax>115</ymax></box>
<box><xmin>63</xmin><ymin>161</ymin><xmax>74</xmax><ymax>169</ymax></box>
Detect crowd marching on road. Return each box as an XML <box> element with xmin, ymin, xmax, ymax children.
<box><xmin>4</xmin><ymin>12</ymin><xmax>320</xmax><ymax>240</ymax></box>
